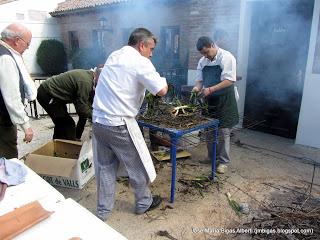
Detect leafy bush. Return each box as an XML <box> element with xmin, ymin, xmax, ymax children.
<box><xmin>36</xmin><ymin>39</ymin><xmax>67</xmax><ymax>75</ymax></box>
<box><xmin>71</xmin><ymin>48</ymin><xmax>106</xmax><ymax>69</ymax></box>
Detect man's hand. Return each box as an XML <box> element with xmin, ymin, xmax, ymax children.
<box><xmin>156</xmin><ymin>85</ymin><xmax>168</xmax><ymax>96</ymax></box>
<box><xmin>202</xmin><ymin>87</ymin><xmax>212</xmax><ymax>97</ymax></box>
<box><xmin>192</xmin><ymin>80</ymin><xmax>203</xmax><ymax>93</ymax></box>
<box><xmin>23</xmin><ymin>127</ymin><xmax>33</xmax><ymax>143</ymax></box>
<box><xmin>192</xmin><ymin>86</ymin><xmax>200</xmax><ymax>93</ymax></box>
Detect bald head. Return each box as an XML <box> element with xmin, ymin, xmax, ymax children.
<box><xmin>1</xmin><ymin>23</ymin><xmax>32</xmax><ymax>54</ymax></box>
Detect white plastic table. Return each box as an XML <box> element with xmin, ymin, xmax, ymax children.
<box><xmin>0</xmin><ymin>159</ymin><xmax>127</xmax><ymax>240</ymax></box>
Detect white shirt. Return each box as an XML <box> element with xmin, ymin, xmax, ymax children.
<box><xmin>93</xmin><ymin>46</ymin><xmax>167</xmax><ymax>126</ymax></box>
<box><xmin>196</xmin><ymin>47</ymin><xmax>236</xmax><ymax>84</ymax></box>
<box><xmin>0</xmin><ymin>43</ymin><xmax>30</xmax><ymax>131</ymax></box>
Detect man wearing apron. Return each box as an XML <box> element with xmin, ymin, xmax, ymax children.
<box><xmin>92</xmin><ymin>28</ymin><xmax>168</xmax><ymax>221</ymax></box>
<box><xmin>193</xmin><ymin>36</ymin><xmax>239</xmax><ymax>174</ymax></box>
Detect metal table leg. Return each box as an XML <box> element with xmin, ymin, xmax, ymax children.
<box><xmin>138</xmin><ymin>119</ymin><xmax>219</xmax><ymax>203</ymax></box>
<box><xmin>170</xmin><ymin>136</ymin><xmax>178</xmax><ymax>203</ymax></box>
<box><xmin>29</xmin><ymin>101</ymin><xmax>34</xmax><ymax>117</ymax></box>
<box><xmin>28</xmin><ymin>100</ymin><xmax>39</xmax><ymax>118</ymax></box>
<box><xmin>211</xmin><ymin>127</ymin><xmax>218</xmax><ymax>180</ymax></box>
<box><xmin>33</xmin><ymin>100</ymin><xmax>38</xmax><ymax>118</ymax></box>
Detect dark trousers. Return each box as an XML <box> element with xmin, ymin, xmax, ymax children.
<box><xmin>37</xmin><ymin>85</ymin><xmax>76</xmax><ymax>140</ymax></box>
<box><xmin>76</xmin><ymin>116</ymin><xmax>87</xmax><ymax>140</ymax></box>
<box><xmin>0</xmin><ymin>124</ymin><xmax>18</xmax><ymax>158</ymax></box>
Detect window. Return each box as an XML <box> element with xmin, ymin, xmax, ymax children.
<box><xmin>92</xmin><ymin>29</ymin><xmax>109</xmax><ymax>49</ymax></box>
<box><xmin>161</xmin><ymin>26</ymin><xmax>180</xmax><ymax>60</ymax></box>
<box><xmin>16</xmin><ymin>13</ymin><xmax>24</xmax><ymax>20</ymax></box>
<box><xmin>157</xmin><ymin>26</ymin><xmax>185</xmax><ymax>94</ymax></box>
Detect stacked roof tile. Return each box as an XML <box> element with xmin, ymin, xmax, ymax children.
<box><xmin>0</xmin><ymin>0</ymin><xmax>18</xmax><ymax>5</ymax></box>
<box><xmin>50</xmin><ymin>0</ymin><xmax>130</xmax><ymax>16</ymax></box>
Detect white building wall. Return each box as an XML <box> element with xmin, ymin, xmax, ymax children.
<box><xmin>296</xmin><ymin>0</ymin><xmax>320</xmax><ymax>148</ymax></box>
<box><xmin>0</xmin><ymin>0</ymin><xmax>64</xmax><ymax>74</ymax></box>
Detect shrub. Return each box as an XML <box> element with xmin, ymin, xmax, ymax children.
<box><xmin>71</xmin><ymin>48</ymin><xmax>106</xmax><ymax>69</ymax></box>
<box><xmin>36</xmin><ymin>39</ymin><xmax>67</xmax><ymax>75</ymax></box>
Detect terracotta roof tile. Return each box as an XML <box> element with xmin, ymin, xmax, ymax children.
<box><xmin>0</xmin><ymin>0</ymin><xmax>18</xmax><ymax>5</ymax></box>
<box><xmin>50</xmin><ymin>0</ymin><xmax>130</xmax><ymax>16</ymax></box>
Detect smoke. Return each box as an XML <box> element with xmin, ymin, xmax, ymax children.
<box><xmin>99</xmin><ymin>0</ymin><xmax>188</xmax><ymax>92</ymax></box>
<box><xmin>95</xmin><ymin>0</ymin><xmax>314</xmax><ymax>111</ymax></box>
<box><xmin>103</xmin><ymin>1</ymin><xmax>173</xmax><ymax>49</ymax></box>
<box><xmin>246</xmin><ymin>0</ymin><xmax>314</xmax><ymax>107</ymax></box>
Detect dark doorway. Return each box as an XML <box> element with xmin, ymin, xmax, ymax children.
<box><xmin>244</xmin><ymin>0</ymin><xmax>314</xmax><ymax>138</ymax></box>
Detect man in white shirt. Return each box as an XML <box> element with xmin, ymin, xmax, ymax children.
<box><xmin>0</xmin><ymin>23</ymin><xmax>34</xmax><ymax>159</ymax></box>
<box><xmin>92</xmin><ymin>28</ymin><xmax>168</xmax><ymax>221</ymax></box>
<box><xmin>192</xmin><ymin>36</ymin><xmax>239</xmax><ymax>174</ymax></box>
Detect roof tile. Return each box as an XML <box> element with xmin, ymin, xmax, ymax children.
<box><xmin>0</xmin><ymin>0</ymin><xmax>18</xmax><ymax>5</ymax></box>
<box><xmin>51</xmin><ymin>0</ymin><xmax>130</xmax><ymax>16</ymax></box>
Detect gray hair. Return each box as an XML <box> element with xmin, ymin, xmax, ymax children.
<box><xmin>92</xmin><ymin>66</ymin><xmax>103</xmax><ymax>88</ymax></box>
<box><xmin>128</xmin><ymin>28</ymin><xmax>157</xmax><ymax>47</ymax></box>
<box><xmin>94</xmin><ymin>66</ymin><xmax>103</xmax><ymax>76</ymax></box>
<box><xmin>1</xmin><ymin>28</ymin><xmax>23</xmax><ymax>40</ymax></box>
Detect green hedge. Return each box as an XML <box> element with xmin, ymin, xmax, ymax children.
<box><xmin>36</xmin><ymin>39</ymin><xmax>67</xmax><ymax>75</ymax></box>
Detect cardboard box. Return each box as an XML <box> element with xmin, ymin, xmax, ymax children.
<box><xmin>25</xmin><ymin>139</ymin><xmax>94</xmax><ymax>189</ymax></box>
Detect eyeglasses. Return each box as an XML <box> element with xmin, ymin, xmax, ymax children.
<box><xmin>17</xmin><ymin>37</ymin><xmax>30</xmax><ymax>48</ymax></box>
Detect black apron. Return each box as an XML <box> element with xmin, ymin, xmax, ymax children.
<box><xmin>202</xmin><ymin>65</ymin><xmax>239</xmax><ymax>128</ymax></box>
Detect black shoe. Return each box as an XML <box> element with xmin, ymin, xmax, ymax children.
<box><xmin>146</xmin><ymin>195</ymin><xmax>162</xmax><ymax>213</ymax></box>
<box><xmin>136</xmin><ymin>195</ymin><xmax>162</xmax><ymax>214</ymax></box>
<box><xmin>136</xmin><ymin>195</ymin><xmax>162</xmax><ymax>215</ymax></box>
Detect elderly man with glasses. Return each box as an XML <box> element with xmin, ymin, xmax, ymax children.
<box><xmin>0</xmin><ymin>23</ymin><xmax>36</xmax><ymax>159</ymax></box>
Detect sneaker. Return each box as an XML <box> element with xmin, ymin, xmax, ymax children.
<box><xmin>217</xmin><ymin>164</ymin><xmax>228</xmax><ymax>174</ymax></box>
<box><xmin>137</xmin><ymin>195</ymin><xmax>162</xmax><ymax>214</ymax></box>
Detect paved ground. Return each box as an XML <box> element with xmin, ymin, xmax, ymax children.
<box><xmin>17</xmin><ymin>117</ymin><xmax>320</xmax><ymax>240</ymax></box>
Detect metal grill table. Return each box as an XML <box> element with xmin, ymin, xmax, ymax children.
<box><xmin>29</xmin><ymin>76</ymin><xmax>49</xmax><ymax>118</ymax></box>
<box><xmin>138</xmin><ymin>119</ymin><xmax>219</xmax><ymax>203</ymax></box>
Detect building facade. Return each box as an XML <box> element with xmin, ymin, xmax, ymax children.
<box><xmin>0</xmin><ymin>0</ymin><xmax>64</xmax><ymax>73</ymax></box>
<box><xmin>50</xmin><ymin>0</ymin><xmax>320</xmax><ymax>148</ymax></box>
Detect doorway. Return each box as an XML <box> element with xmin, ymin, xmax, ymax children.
<box><xmin>243</xmin><ymin>0</ymin><xmax>314</xmax><ymax>138</ymax></box>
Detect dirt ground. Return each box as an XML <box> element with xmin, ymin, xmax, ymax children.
<box><xmin>17</xmin><ymin>116</ymin><xmax>320</xmax><ymax>240</ymax></box>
